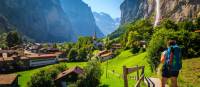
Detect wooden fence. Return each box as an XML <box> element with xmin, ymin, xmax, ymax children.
<box><xmin>123</xmin><ymin>65</ymin><xmax>145</xmax><ymax>87</ymax></box>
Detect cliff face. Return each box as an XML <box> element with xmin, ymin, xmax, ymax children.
<box><xmin>0</xmin><ymin>0</ymin><xmax>74</xmax><ymax>42</ymax></box>
<box><xmin>93</xmin><ymin>12</ymin><xmax>120</xmax><ymax>35</ymax></box>
<box><xmin>120</xmin><ymin>0</ymin><xmax>151</xmax><ymax>24</ymax></box>
<box><xmin>159</xmin><ymin>0</ymin><xmax>200</xmax><ymax>21</ymax></box>
<box><xmin>60</xmin><ymin>0</ymin><xmax>104</xmax><ymax>38</ymax></box>
<box><xmin>120</xmin><ymin>0</ymin><xmax>200</xmax><ymax>24</ymax></box>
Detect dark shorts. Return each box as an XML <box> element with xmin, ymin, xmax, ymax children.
<box><xmin>162</xmin><ymin>68</ymin><xmax>179</xmax><ymax>78</ymax></box>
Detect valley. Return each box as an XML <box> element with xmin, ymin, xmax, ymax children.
<box><xmin>0</xmin><ymin>0</ymin><xmax>200</xmax><ymax>87</ymax></box>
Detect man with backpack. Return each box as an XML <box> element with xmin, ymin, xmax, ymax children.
<box><xmin>160</xmin><ymin>40</ymin><xmax>182</xmax><ymax>87</ymax></box>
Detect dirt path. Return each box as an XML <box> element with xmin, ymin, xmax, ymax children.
<box><xmin>149</xmin><ymin>78</ymin><xmax>161</xmax><ymax>87</ymax></box>
<box><xmin>147</xmin><ymin>78</ymin><xmax>169</xmax><ymax>87</ymax></box>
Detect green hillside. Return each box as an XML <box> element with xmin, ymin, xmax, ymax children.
<box><xmin>100</xmin><ymin>50</ymin><xmax>152</xmax><ymax>87</ymax></box>
<box><xmin>100</xmin><ymin>50</ymin><xmax>200</xmax><ymax>87</ymax></box>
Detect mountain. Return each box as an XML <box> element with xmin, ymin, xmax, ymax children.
<box><xmin>0</xmin><ymin>0</ymin><xmax>75</xmax><ymax>42</ymax></box>
<box><xmin>0</xmin><ymin>0</ymin><xmax>104</xmax><ymax>42</ymax></box>
<box><xmin>93</xmin><ymin>12</ymin><xmax>120</xmax><ymax>35</ymax></box>
<box><xmin>120</xmin><ymin>0</ymin><xmax>200</xmax><ymax>24</ymax></box>
<box><xmin>0</xmin><ymin>16</ymin><xmax>15</xmax><ymax>34</ymax></box>
<box><xmin>60</xmin><ymin>0</ymin><xmax>104</xmax><ymax>38</ymax></box>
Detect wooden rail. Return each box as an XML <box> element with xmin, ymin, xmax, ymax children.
<box><xmin>123</xmin><ymin>65</ymin><xmax>145</xmax><ymax>87</ymax></box>
<box><xmin>135</xmin><ymin>74</ymin><xmax>145</xmax><ymax>87</ymax></box>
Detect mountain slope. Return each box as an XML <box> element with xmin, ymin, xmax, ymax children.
<box><xmin>93</xmin><ymin>12</ymin><xmax>120</xmax><ymax>35</ymax></box>
<box><xmin>60</xmin><ymin>0</ymin><xmax>104</xmax><ymax>38</ymax></box>
<box><xmin>0</xmin><ymin>0</ymin><xmax>74</xmax><ymax>42</ymax></box>
<box><xmin>0</xmin><ymin>16</ymin><xmax>15</xmax><ymax>34</ymax></box>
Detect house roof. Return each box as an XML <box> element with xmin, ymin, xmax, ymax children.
<box><xmin>0</xmin><ymin>52</ymin><xmax>61</xmax><ymax>61</ymax></box>
<box><xmin>20</xmin><ymin>57</ymin><xmax>29</xmax><ymax>60</ymax></box>
<box><xmin>0</xmin><ymin>50</ymin><xmax>16</xmax><ymax>53</ymax></box>
<box><xmin>0</xmin><ymin>56</ymin><xmax>29</xmax><ymax>62</ymax></box>
<box><xmin>194</xmin><ymin>30</ymin><xmax>200</xmax><ymax>33</ymax></box>
<box><xmin>100</xmin><ymin>52</ymin><xmax>113</xmax><ymax>58</ymax></box>
<box><xmin>98</xmin><ymin>50</ymin><xmax>113</xmax><ymax>56</ymax></box>
<box><xmin>98</xmin><ymin>50</ymin><xmax>110</xmax><ymax>55</ymax></box>
<box><xmin>27</xmin><ymin>54</ymin><xmax>58</xmax><ymax>59</ymax></box>
<box><xmin>2</xmin><ymin>57</ymin><xmax>14</xmax><ymax>61</ymax></box>
<box><xmin>0</xmin><ymin>57</ymin><xmax>15</xmax><ymax>62</ymax></box>
<box><xmin>112</xmin><ymin>43</ymin><xmax>121</xmax><ymax>49</ymax></box>
<box><xmin>0</xmin><ymin>74</ymin><xmax>18</xmax><ymax>85</ymax></box>
<box><xmin>55</xmin><ymin>66</ymin><xmax>84</xmax><ymax>81</ymax></box>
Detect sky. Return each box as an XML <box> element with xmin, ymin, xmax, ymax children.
<box><xmin>83</xmin><ymin>0</ymin><xmax>124</xmax><ymax>19</ymax></box>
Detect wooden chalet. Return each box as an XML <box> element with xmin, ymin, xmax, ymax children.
<box><xmin>27</xmin><ymin>53</ymin><xmax>59</xmax><ymax>67</ymax></box>
<box><xmin>194</xmin><ymin>30</ymin><xmax>200</xmax><ymax>33</ymax></box>
<box><xmin>140</xmin><ymin>40</ymin><xmax>146</xmax><ymax>48</ymax></box>
<box><xmin>97</xmin><ymin>50</ymin><xmax>114</xmax><ymax>62</ymax></box>
<box><xmin>0</xmin><ymin>50</ymin><xmax>17</xmax><ymax>58</ymax></box>
<box><xmin>55</xmin><ymin>66</ymin><xmax>84</xmax><ymax>87</ymax></box>
<box><xmin>112</xmin><ymin>43</ymin><xmax>122</xmax><ymax>50</ymax></box>
<box><xmin>0</xmin><ymin>74</ymin><xmax>18</xmax><ymax>87</ymax></box>
<box><xmin>0</xmin><ymin>50</ymin><xmax>28</xmax><ymax>71</ymax></box>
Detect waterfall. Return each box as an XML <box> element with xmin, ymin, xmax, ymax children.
<box><xmin>154</xmin><ymin>0</ymin><xmax>160</xmax><ymax>27</ymax></box>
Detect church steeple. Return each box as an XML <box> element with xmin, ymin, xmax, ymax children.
<box><xmin>93</xmin><ymin>29</ymin><xmax>97</xmax><ymax>40</ymax></box>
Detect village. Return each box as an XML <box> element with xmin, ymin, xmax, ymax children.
<box><xmin>0</xmin><ymin>32</ymin><xmax>151</xmax><ymax>87</ymax></box>
<box><xmin>0</xmin><ymin>35</ymin><xmax>127</xmax><ymax>87</ymax></box>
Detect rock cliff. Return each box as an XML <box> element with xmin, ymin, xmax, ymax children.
<box><xmin>120</xmin><ymin>0</ymin><xmax>200</xmax><ymax>24</ymax></box>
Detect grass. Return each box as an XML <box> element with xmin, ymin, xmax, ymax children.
<box><xmin>17</xmin><ymin>62</ymin><xmax>86</xmax><ymax>87</ymax></box>
<box><xmin>100</xmin><ymin>50</ymin><xmax>152</xmax><ymax>87</ymax></box>
<box><xmin>178</xmin><ymin>57</ymin><xmax>200</xmax><ymax>87</ymax></box>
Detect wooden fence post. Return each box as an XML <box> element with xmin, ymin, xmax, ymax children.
<box><xmin>123</xmin><ymin>66</ymin><xmax>128</xmax><ymax>87</ymax></box>
<box><xmin>136</xmin><ymin>65</ymin><xmax>139</xmax><ymax>80</ymax></box>
<box><xmin>141</xmin><ymin>66</ymin><xmax>145</xmax><ymax>81</ymax></box>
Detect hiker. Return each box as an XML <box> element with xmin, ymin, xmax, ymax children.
<box><xmin>160</xmin><ymin>40</ymin><xmax>182</xmax><ymax>87</ymax></box>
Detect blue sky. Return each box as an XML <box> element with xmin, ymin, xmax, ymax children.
<box><xmin>83</xmin><ymin>0</ymin><xmax>124</xmax><ymax>18</ymax></box>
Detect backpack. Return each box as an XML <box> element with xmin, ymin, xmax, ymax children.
<box><xmin>163</xmin><ymin>45</ymin><xmax>182</xmax><ymax>71</ymax></box>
